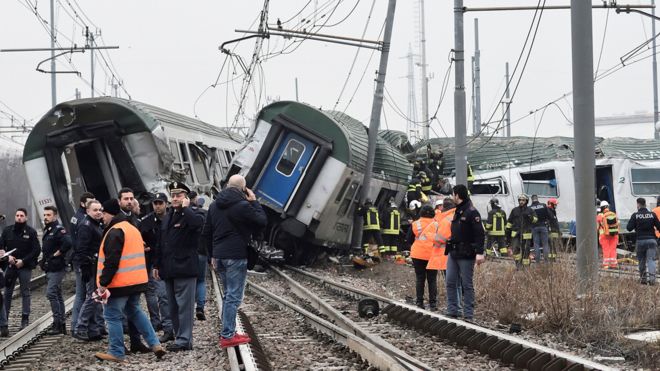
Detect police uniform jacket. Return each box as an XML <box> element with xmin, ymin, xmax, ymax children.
<box><xmin>73</xmin><ymin>215</ymin><xmax>103</xmax><ymax>266</ymax></box>
<box><xmin>507</xmin><ymin>206</ymin><xmax>537</xmax><ymax>237</ymax></box>
<box><xmin>155</xmin><ymin>205</ymin><xmax>205</xmax><ymax>279</ymax></box>
<box><xmin>626</xmin><ymin>207</ymin><xmax>660</xmax><ymax>241</ymax></box>
<box><xmin>448</xmin><ymin>199</ymin><xmax>485</xmax><ymax>259</ymax></box>
<box><xmin>191</xmin><ymin>205</ymin><xmax>208</xmax><ymax>256</ymax></box>
<box><xmin>139</xmin><ymin>211</ymin><xmax>163</xmax><ymax>269</ymax></box>
<box><xmin>70</xmin><ymin>207</ymin><xmax>86</xmax><ymax>247</ymax></box>
<box><xmin>0</xmin><ymin>224</ymin><xmax>40</xmax><ymax>269</ymax></box>
<box><xmin>529</xmin><ymin>201</ymin><xmax>550</xmax><ymax>228</ymax></box>
<box><xmin>41</xmin><ymin>221</ymin><xmax>72</xmax><ymax>272</ymax></box>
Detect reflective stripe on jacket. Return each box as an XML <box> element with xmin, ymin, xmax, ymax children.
<box><xmin>97</xmin><ymin>221</ymin><xmax>148</xmax><ymax>289</ymax></box>
<box><xmin>599</xmin><ymin>209</ymin><xmax>619</xmax><ymax>236</ymax></box>
<box><xmin>410</xmin><ymin>217</ymin><xmax>445</xmax><ymax>261</ymax></box>
<box><xmin>485</xmin><ymin>208</ymin><xmax>507</xmax><ymax>236</ymax></box>
<box><xmin>382</xmin><ymin>209</ymin><xmax>400</xmax><ymax>235</ymax></box>
<box><xmin>363</xmin><ymin>207</ymin><xmax>380</xmax><ymax>230</ymax></box>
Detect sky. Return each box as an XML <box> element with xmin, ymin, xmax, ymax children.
<box><xmin>0</xmin><ymin>0</ymin><xmax>658</xmax><ymax>146</ymax></box>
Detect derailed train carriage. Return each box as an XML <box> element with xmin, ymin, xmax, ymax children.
<box><xmin>23</xmin><ymin>97</ymin><xmax>242</xmax><ymax>226</ymax></box>
<box><xmin>226</xmin><ymin>101</ymin><xmax>412</xmax><ymax>261</ymax></box>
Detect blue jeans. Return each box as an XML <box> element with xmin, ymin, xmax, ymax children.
<box><xmin>196</xmin><ymin>255</ymin><xmax>208</xmax><ymax>310</ymax></box>
<box><xmin>532</xmin><ymin>226</ymin><xmax>549</xmax><ymax>263</ymax></box>
<box><xmin>215</xmin><ymin>258</ymin><xmax>247</xmax><ymax>339</ymax></box>
<box><xmin>0</xmin><ymin>268</ymin><xmax>32</xmax><ymax>326</ymax></box>
<box><xmin>445</xmin><ymin>255</ymin><xmax>476</xmax><ymax>318</ymax></box>
<box><xmin>636</xmin><ymin>239</ymin><xmax>657</xmax><ymax>284</ymax></box>
<box><xmin>103</xmin><ymin>293</ymin><xmax>160</xmax><ymax>359</ymax></box>
<box><xmin>71</xmin><ymin>263</ymin><xmax>86</xmax><ymax>331</ymax></box>
<box><xmin>74</xmin><ymin>279</ymin><xmax>104</xmax><ymax>336</ymax></box>
<box><xmin>146</xmin><ymin>271</ymin><xmax>172</xmax><ymax>332</ymax></box>
<box><xmin>46</xmin><ymin>270</ymin><xmax>66</xmax><ymax>324</ymax></box>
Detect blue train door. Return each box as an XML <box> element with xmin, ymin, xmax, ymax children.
<box><xmin>255</xmin><ymin>132</ymin><xmax>316</xmax><ymax>210</ymax></box>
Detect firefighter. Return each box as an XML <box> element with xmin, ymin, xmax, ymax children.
<box><xmin>547</xmin><ymin>198</ymin><xmax>560</xmax><ymax>260</ymax></box>
<box><xmin>428</xmin><ymin>151</ymin><xmax>444</xmax><ymax>186</ymax></box>
<box><xmin>529</xmin><ymin>195</ymin><xmax>551</xmax><ymax>263</ymax></box>
<box><xmin>357</xmin><ymin>199</ymin><xmax>384</xmax><ymax>256</ymax></box>
<box><xmin>419</xmin><ymin>172</ymin><xmax>432</xmax><ymax>194</ymax></box>
<box><xmin>467</xmin><ymin>162</ymin><xmax>475</xmax><ymax>192</ymax></box>
<box><xmin>484</xmin><ymin>198</ymin><xmax>508</xmax><ymax>257</ymax></box>
<box><xmin>598</xmin><ymin>200</ymin><xmax>619</xmax><ymax>269</ymax></box>
<box><xmin>380</xmin><ymin>199</ymin><xmax>401</xmax><ymax>256</ymax></box>
<box><xmin>506</xmin><ymin>194</ymin><xmax>537</xmax><ymax>268</ymax></box>
<box><xmin>406</xmin><ymin>177</ymin><xmax>423</xmax><ymax>205</ymax></box>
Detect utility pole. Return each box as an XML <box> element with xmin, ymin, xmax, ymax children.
<box><xmin>50</xmin><ymin>0</ymin><xmax>56</xmax><ymax>107</ymax></box>
<box><xmin>86</xmin><ymin>27</ymin><xmax>97</xmax><ymax>98</ymax></box>
<box><xmin>504</xmin><ymin>62</ymin><xmax>511</xmax><ymax>137</ymax></box>
<box><xmin>454</xmin><ymin>0</ymin><xmax>468</xmax><ymax>185</ymax></box>
<box><xmin>653</xmin><ymin>0</ymin><xmax>659</xmax><ymax>139</ymax></box>
<box><xmin>351</xmin><ymin>0</ymin><xmax>397</xmax><ymax>249</ymax></box>
<box><xmin>473</xmin><ymin>18</ymin><xmax>482</xmax><ymax>136</ymax></box>
<box><xmin>75</xmin><ymin>88</ymin><xmax>81</xmax><ymax>99</ymax></box>
<box><xmin>571</xmin><ymin>0</ymin><xmax>598</xmax><ymax>296</ymax></box>
<box><xmin>419</xmin><ymin>0</ymin><xmax>429</xmax><ymax>140</ymax></box>
<box><xmin>295</xmin><ymin>77</ymin><xmax>299</xmax><ymax>102</ymax></box>
<box><xmin>405</xmin><ymin>44</ymin><xmax>419</xmax><ymax>143</ymax></box>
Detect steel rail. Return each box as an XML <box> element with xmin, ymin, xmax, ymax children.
<box><xmin>488</xmin><ymin>255</ymin><xmax>640</xmax><ymax>277</ymax></box>
<box><xmin>270</xmin><ymin>267</ymin><xmax>433</xmax><ymax>371</ymax></box>
<box><xmin>284</xmin><ymin>266</ymin><xmax>616</xmax><ymax>371</ymax></box>
<box><xmin>210</xmin><ymin>269</ymin><xmax>259</xmax><ymax>371</ymax></box>
<box><xmin>247</xmin><ymin>280</ymin><xmax>414</xmax><ymax>371</ymax></box>
<box><xmin>0</xmin><ymin>295</ymin><xmax>74</xmax><ymax>365</ymax></box>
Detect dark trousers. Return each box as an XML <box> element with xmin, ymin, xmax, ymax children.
<box><xmin>412</xmin><ymin>258</ymin><xmax>438</xmax><ymax>308</ymax></box>
<box><xmin>362</xmin><ymin>230</ymin><xmax>383</xmax><ymax>252</ymax></box>
<box><xmin>511</xmin><ymin>237</ymin><xmax>532</xmax><ymax>267</ymax></box>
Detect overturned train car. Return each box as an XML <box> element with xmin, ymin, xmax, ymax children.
<box><xmin>23</xmin><ymin>97</ymin><xmax>242</xmax><ymax>226</ymax></box>
<box><xmin>226</xmin><ymin>101</ymin><xmax>412</xmax><ymax>260</ymax></box>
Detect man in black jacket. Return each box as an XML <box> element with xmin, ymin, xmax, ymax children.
<box><xmin>445</xmin><ymin>184</ymin><xmax>485</xmax><ymax>320</ymax></box>
<box><xmin>529</xmin><ymin>195</ymin><xmax>550</xmax><ymax>263</ymax></box>
<box><xmin>41</xmin><ymin>205</ymin><xmax>72</xmax><ymax>335</ymax></box>
<box><xmin>627</xmin><ymin>197</ymin><xmax>660</xmax><ymax>285</ymax></box>
<box><xmin>153</xmin><ymin>182</ymin><xmax>204</xmax><ymax>352</ymax></box>
<box><xmin>0</xmin><ymin>208</ymin><xmax>41</xmax><ymax>336</ymax></box>
<box><xmin>189</xmin><ymin>192</ymin><xmax>209</xmax><ymax>321</ymax></box>
<box><xmin>202</xmin><ymin>174</ymin><xmax>266</xmax><ymax>348</ymax></box>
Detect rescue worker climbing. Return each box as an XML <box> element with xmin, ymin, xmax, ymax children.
<box><xmin>407</xmin><ymin>177</ymin><xmax>423</xmax><ymax>205</ymax></box>
<box><xmin>407</xmin><ymin>205</ymin><xmax>442</xmax><ymax>310</ymax></box>
<box><xmin>506</xmin><ymin>194</ymin><xmax>537</xmax><ymax>268</ymax></box>
<box><xmin>357</xmin><ymin>199</ymin><xmax>384</xmax><ymax>255</ymax></box>
<box><xmin>546</xmin><ymin>198</ymin><xmax>560</xmax><ymax>260</ymax></box>
<box><xmin>380</xmin><ymin>199</ymin><xmax>401</xmax><ymax>256</ymax></box>
<box><xmin>484</xmin><ymin>198</ymin><xmax>508</xmax><ymax>257</ymax></box>
<box><xmin>598</xmin><ymin>200</ymin><xmax>619</xmax><ymax>269</ymax></box>
<box><xmin>419</xmin><ymin>172</ymin><xmax>432</xmax><ymax>194</ymax></box>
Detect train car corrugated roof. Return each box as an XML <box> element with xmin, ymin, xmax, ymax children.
<box><xmin>379</xmin><ymin>130</ymin><xmax>415</xmax><ymax>153</ymax></box>
<box><xmin>414</xmin><ymin>136</ymin><xmax>660</xmax><ymax>174</ymax></box>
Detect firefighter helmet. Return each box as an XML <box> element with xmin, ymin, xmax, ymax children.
<box><xmin>490</xmin><ymin>198</ymin><xmax>499</xmax><ymax>206</ymax></box>
<box><xmin>517</xmin><ymin>194</ymin><xmax>529</xmax><ymax>202</ymax></box>
<box><xmin>547</xmin><ymin>198</ymin><xmax>558</xmax><ymax>208</ymax></box>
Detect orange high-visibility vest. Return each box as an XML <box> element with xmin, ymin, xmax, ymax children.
<box><xmin>653</xmin><ymin>207</ymin><xmax>660</xmax><ymax>238</ymax></box>
<box><xmin>97</xmin><ymin>221</ymin><xmax>148</xmax><ymax>289</ymax></box>
<box><xmin>428</xmin><ymin>209</ymin><xmax>455</xmax><ymax>270</ymax></box>
<box><xmin>411</xmin><ymin>217</ymin><xmax>445</xmax><ymax>261</ymax></box>
<box><xmin>599</xmin><ymin>209</ymin><xmax>619</xmax><ymax>236</ymax></box>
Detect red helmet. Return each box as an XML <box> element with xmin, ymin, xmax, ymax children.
<box><xmin>547</xmin><ymin>198</ymin><xmax>558</xmax><ymax>208</ymax></box>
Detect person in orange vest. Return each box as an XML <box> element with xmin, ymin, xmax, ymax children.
<box><xmin>653</xmin><ymin>195</ymin><xmax>660</xmax><ymax>241</ymax></box>
<box><xmin>408</xmin><ymin>205</ymin><xmax>442</xmax><ymax>310</ymax></box>
<box><xmin>94</xmin><ymin>197</ymin><xmax>166</xmax><ymax>363</ymax></box>
<box><xmin>598</xmin><ymin>200</ymin><xmax>619</xmax><ymax>269</ymax></box>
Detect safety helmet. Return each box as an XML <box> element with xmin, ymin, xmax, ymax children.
<box><xmin>517</xmin><ymin>194</ymin><xmax>529</xmax><ymax>202</ymax></box>
<box><xmin>547</xmin><ymin>198</ymin><xmax>558</xmax><ymax>207</ymax></box>
<box><xmin>434</xmin><ymin>199</ymin><xmax>443</xmax><ymax>208</ymax></box>
<box><xmin>599</xmin><ymin>200</ymin><xmax>609</xmax><ymax>208</ymax></box>
<box><xmin>365</xmin><ymin>198</ymin><xmax>373</xmax><ymax>205</ymax></box>
<box><xmin>420</xmin><ymin>205</ymin><xmax>436</xmax><ymax>218</ymax></box>
<box><xmin>490</xmin><ymin>198</ymin><xmax>499</xmax><ymax>206</ymax></box>
<box><xmin>408</xmin><ymin>200</ymin><xmax>422</xmax><ymax>210</ymax></box>
<box><xmin>418</xmin><ymin>171</ymin><xmax>426</xmax><ymax>177</ymax></box>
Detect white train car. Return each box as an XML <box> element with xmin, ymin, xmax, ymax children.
<box><xmin>23</xmin><ymin>97</ymin><xmax>242</xmax><ymax>226</ymax></box>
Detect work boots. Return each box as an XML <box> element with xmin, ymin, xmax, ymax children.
<box><xmin>46</xmin><ymin>321</ymin><xmax>63</xmax><ymax>335</ymax></box>
<box><xmin>0</xmin><ymin>326</ymin><xmax>8</xmax><ymax>337</ymax></box>
<box><xmin>19</xmin><ymin>315</ymin><xmax>29</xmax><ymax>330</ymax></box>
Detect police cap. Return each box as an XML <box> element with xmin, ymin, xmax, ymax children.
<box><xmin>153</xmin><ymin>193</ymin><xmax>168</xmax><ymax>203</ymax></box>
<box><xmin>168</xmin><ymin>181</ymin><xmax>190</xmax><ymax>195</ymax></box>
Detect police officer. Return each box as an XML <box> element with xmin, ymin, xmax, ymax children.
<box><xmin>357</xmin><ymin>199</ymin><xmax>384</xmax><ymax>255</ymax></box>
<box><xmin>70</xmin><ymin>192</ymin><xmax>95</xmax><ymax>262</ymax></box>
<box><xmin>484</xmin><ymin>198</ymin><xmax>508</xmax><ymax>257</ymax></box>
<box><xmin>380</xmin><ymin>198</ymin><xmax>400</xmax><ymax>256</ymax></box>
<box><xmin>188</xmin><ymin>191</ymin><xmax>209</xmax><ymax>321</ymax></box>
<box><xmin>529</xmin><ymin>195</ymin><xmax>550</xmax><ymax>263</ymax></box>
<box><xmin>445</xmin><ymin>184</ymin><xmax>485</xmax><ymax>320</ymax></box>
<box><xmin>154</xmin><ymin>182</ymin><xmax>204</xmax><ymax>352</ymax></box>
<box><xmin>626</xmin><ymin>197</ymin><xmax>660</xmax><ymax>285</ymax></box>
<box><xmin>41</xmin><ymin>206</ymin><xmax>72</xmax><ymax>335</ymax></box>
<box><xmin>139</xmin><ymin>193</ymin><xmax>173</xmax><ymax>341</ymax></box>
<box><xmin>507</xmin><ymin>194</ymin><xmax>538</xmax><ymax>268</ymax></box>
<box><xmin>547</xmin><ymin>198</ymin><xmax>560</xmax><ymax>260</ymax></box>
<box><xmin>0</xmin><ymin>208</ymin><xmax>40</xmax><ymax>336</ymax></box>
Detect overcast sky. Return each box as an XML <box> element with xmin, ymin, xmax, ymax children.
<box><xmin>0</xmin><ymin>0</ymin><xmax>657</xmax><ymax>144</ymax></box>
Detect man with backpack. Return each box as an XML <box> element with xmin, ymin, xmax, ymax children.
<box><xmin>598</xmin><ymin>200</ymin><xmax>619</xmax><ymax>269</ymax></box>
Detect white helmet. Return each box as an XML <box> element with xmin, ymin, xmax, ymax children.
<box><xmin>599</xmin><ymin>200</ymin><xmax>609</xmax><ymax>207</ymax></box>
<box><xmin>434</xmin><ymin>199</ymin><xmax>443</xmax><ymax>208</ymax></box>
<box><xmin>409</xmin><ymin>200</ymin><xmax>422</xmax><ymax>210</ymax></box>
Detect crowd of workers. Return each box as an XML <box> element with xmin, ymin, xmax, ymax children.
<box><xmin>0</xmin><ymin>174</ymin><xmax>265</xmax><ymax>363</ymax></box>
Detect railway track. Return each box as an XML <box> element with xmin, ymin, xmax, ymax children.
<box><xmin>487</xmin><ymin>254</ymin><xmax>642</xmax><ymax>278</ymax></box>
<box><xmin>269</xmin><ymin>265</ymin><xmax>616</xmax><ymax>371</ymax></box>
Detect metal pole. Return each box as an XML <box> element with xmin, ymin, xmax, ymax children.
<box><xmin>473</xmin><ymin>18</ymin><xmax>482</xmax><ymax>136</ymax></box>
<box><xmin>571</xmin><ymin>0</ymin><xmax>598</xmax><ymax>296</ymax></box>
<box><xmin>50</xmin><ymin>0</ymin><xmax>56</xmax><ymax>107</ymax></box>
<box><xmin>295</xmin><ymin>77</ymin><xmax>299</xmax><ymax>102</ymax></box>
<box><xmin>90</xmin><ymin>32</ymin><xmax>95</xmax><ymax>98</ymax></box>
<box><xmin>419</xmin><ymin>0</ymin><xmax>429</xmax><ymax>140</ymax></box>
<box><xmin>351</xmin><ymin>0</ymin><xmax>397</xmax><ymax>249</ymax></box>
<box><xmin>454</xmin><ymin>0</ymin><xmax>468</xmax><ymax>186</ymax></box>
<box><xmin>505</xmin><ymin>62</ymin><xmax>511</xmax><ymax>137</ymax></box>
<box><xmin>652</xmin><ymin>0</ymin><xmax>659</xmax><ymax>139</ymax></box>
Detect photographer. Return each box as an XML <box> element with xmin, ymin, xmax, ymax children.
<box><xmin>445</xmin><ymin>185</ymin><xmax>485</xmax><ymax>320</ymax></box>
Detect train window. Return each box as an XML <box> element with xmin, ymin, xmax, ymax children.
<box><xmin>471</xmin><ymin>177</ymin><xmax>508</xmax><ymax>195</ymax></box>
<box><xmin>276</xmin><ymin>139</ymin><xmax>305</xmax><ymax>177</ymax></box>
<box><xmin>337</xmin><ymin>181</ymin><xmax>359</xmax><ymax>216</ymax></box>
<box><xmin>179</xmin><ymin>143</ymin><xmax>190</xmax><ymax>162</ymax></box>
<box><xmin>631</xmin><ymin>168</ymin><xmax>660</xmax><ymax>195</ymax></box>
<box><xmin>520</xmin><ymin>170</ymin><xmax>558</xmax><ymax>196</ymax></box>
<box><xmin>334</xmin><ymin>179</ymin><xmax>350</xmax><ymax>204</ymax></box>
<box><xmin>225</xmin><ymin>150</ymin><xmax>233</xmax><ymax>163</ymax></box>
<box><xmin>169</xmin><ymin>140</ymin><xmax>181</xmax><ymax>163</ymax></box>
<box><xmin>189</xmin><ymin>144</ymin><xmax>210</xmax><ymax>184</ymax></box>
<box><xmin>375</xmin><ymin>188</ymin><xmax>398</xmax><ymax>209</ymax></box>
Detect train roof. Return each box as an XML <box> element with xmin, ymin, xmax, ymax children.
<box><xmin>414</xmin><ymin>136</ymin><xmax>660</xmax><ymax>173</ymax></box>
<box><xmin>257</xmin><ymin>101</ymin><xmax>412</xmax><ymax>184</ymax></box>
<box><xmin>24</xmin><ymin>97</ymin><xmax>242</xmax><ymax>162</ymax></box>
